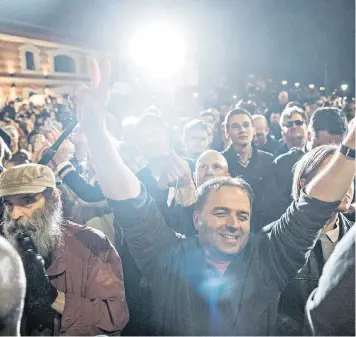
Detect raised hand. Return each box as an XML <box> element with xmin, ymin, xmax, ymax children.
<box><xmin>73</xmin><ymin>58</ymin><xmax>111</xmax><ymax>135</ymax></box>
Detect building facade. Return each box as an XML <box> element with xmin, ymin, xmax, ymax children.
<box><xmin>0</xmin><ymin>33</ymin><xmax>106</xmax><ymax>103</ymax></box>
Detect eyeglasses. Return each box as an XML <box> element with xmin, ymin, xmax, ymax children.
<box><xmin>285</xmin><ymin>120</ymin><xmax>304</xmax><ymax>128</ymax></box>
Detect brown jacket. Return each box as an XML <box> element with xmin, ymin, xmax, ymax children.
<box><xmin>48</xmin><ymin>221</ymin><xmax>129</xmax><ymax>336</ymax></box>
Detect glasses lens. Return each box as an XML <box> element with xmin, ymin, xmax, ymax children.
<box><xmin>295</xmin><ymin>120</ymin><xmax>304</xmax><ymax>126</ymax></box>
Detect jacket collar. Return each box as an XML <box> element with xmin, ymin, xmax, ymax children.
<box><xmin>224</xmin><ymin>143</ymin><xmax>258</xmax><ymax>164</ymax></box>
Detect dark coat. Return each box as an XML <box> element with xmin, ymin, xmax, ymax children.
<box><xmin>109</xmin><ymin>186</ymin><xmax>339</xmax><ymax>336</ymax></box>
<box><xmin>254</xmin><ymin>146</ymin><xmax>306</xmax><ymax>230</ymax></box>
<box><xmin>272</xmin><ymin>213</ymin><xmax>353</xmax><ymax>335</ymax></box>
<box><xmin>259</xmin><ymin>135</ymin><xmax>281</xmax><ymax>155</ymax></box>
<box><xmin>222</xmin><ymin>144</ymin><xmax>273</xmax><ymax>194</ymax></box>
<box><xmin>304</xmin><ymin>224</ymin><xmax>355</xmax><ymax>336</ymax></box>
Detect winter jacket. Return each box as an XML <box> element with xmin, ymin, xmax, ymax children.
<box><xmin>108</xmin><ymin>185</ymin><xmax>339</xmax><ymax>336</ymax></box>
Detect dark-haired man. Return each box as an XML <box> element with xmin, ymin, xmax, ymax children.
<box><xmin>222</xmin><ymin>108</ymin><xmax>273</xmax><ymax>204</ymax></box>
<box><xmin>0</xmin><ymin>164</ymin><xmax>128</xmax><ymax>336</ymax></box>
<box><xmin>74</xmin><ymin>59</ymin><xmax>356</xmax><ymax>335</ymax></box>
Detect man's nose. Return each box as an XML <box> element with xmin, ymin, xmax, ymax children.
<box><xmin>11</xmin><ymin>206</ymin><xmax>25</xmax><ymax>220</ymax></box>
<box><xmin>226</xmin><ymin>215</ymin><xmax>240</xmax><ymax>229</ymax></box>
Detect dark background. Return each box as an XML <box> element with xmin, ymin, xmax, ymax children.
<box><xmin>0</xmin><ymin>0</ymin><xmax>354</xmax><ymax>90</ymax></box>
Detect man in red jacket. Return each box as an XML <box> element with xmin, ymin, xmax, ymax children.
<box><xmin>0</xmin><ymin>164</ymin><xmax>129</xmax><ymax>336</ymax></box>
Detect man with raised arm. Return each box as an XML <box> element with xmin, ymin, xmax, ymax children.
<box><xmin>74</xmin><ymin>59</ymin><xmax>356</xmax><ymax>336</ymax></box>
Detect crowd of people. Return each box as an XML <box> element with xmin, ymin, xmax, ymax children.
<box><xmin>0</xmin><ymin>59</ymin><xmax>355</xmax><ymax>336</ymax></box>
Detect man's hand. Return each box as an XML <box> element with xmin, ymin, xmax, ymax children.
<box><xmin>16</xmin><ymin>234</ymin><xmax>58</xmax><ymax>310</ymax></box>
<box><xmin>73</xmin><ymin>58</ymin><xmax>110</xmax><ymax>135</ymax></box>
<box><xmin>158</xmin><ymin>152</ymin><xmax>193</xmax><ymax>190</ymax></box>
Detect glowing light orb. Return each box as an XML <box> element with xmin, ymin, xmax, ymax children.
<box><xmin>128</xmin><ymin>22</ymin><xmax>187</xmax><ymax>79</ymax></box>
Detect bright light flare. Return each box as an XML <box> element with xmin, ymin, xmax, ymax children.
<box><xmin>309</xmin><ymin>84</ymin><xmax>315</xmax><ymax>89</ymax></box>
<box><xmin>281</xmin><ymin>80</ymin><xmax>288</xmax><ymax>85</ymax></box>
<box><xmin>341</xmin><ymin>84</ymin><xmax>348</xmax><ymax>91</ymax></box>
<box><xmin>128</xmin><ymin>22</ymin><xmax>187</xmax><ymax>79</ymax></box>
<box><xmin>294</xmin><ymin>82</ymin><xmax>300</xmax><ymax>88</ymax></box>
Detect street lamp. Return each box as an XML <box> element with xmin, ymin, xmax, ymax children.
<box><xmin>309</xmin><ymin>84</ymin><xmax>315</xmax><ymax>90</ymax></box>
<box><xmin>341</xmin><ymin>84</ymin><xmax>348</xmax><ymax>91</ymax></box>
<box><xmin>294</xmin><ymin>82</ymin><xmax>300</xmax><ymax>88</ymax></box>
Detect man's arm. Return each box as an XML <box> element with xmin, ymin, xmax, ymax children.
<box><xmin>74</xmin><ymin>59</ymin><xmax>180</xmax><ymax>278</ymax></box>
<box><xmin>261</xmin><ymin>120</ymin><xmax>356</xmax><ymax>289</ymax></box>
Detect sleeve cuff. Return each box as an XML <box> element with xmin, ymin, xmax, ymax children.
<box><xmin>107</xmin><ymin>184</ymin><xmax>148</xmax><ymax>216</ymax></box>
<box><xmin>57</xmin><ymin>161</ymin><xmax>75</xmax><ymax>177</ymax></box>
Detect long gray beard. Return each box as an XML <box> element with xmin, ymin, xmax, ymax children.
<box><xmin>2</xmin><ymin>198</ymin><xmax>63</xmax><ymax>259</ymax></box>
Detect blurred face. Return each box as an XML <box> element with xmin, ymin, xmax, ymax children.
<box><xmin>2</xmin><ymin>192</ymin><xmax>63</xmax><ymax>259</ymax></box>
<box><xmin>282</xmin><ymin>113</ymin><xmax>307</xmax><ymax>147</ymax></box>
<box><xmin>278</xmin><ymin>91</ymin><xmax>288</xmax><ymax>104</ymax></box>
<box><xmin>311</xmin><ymin>130</ymin><xmax>345</xmax><ymax>148</ymax></box>
<box><xmin>194</xmin><ymin>186</ymin><xmax>251</xmax><ymax>256</ymax></box>
<box><xmin>18</xmin><ymin>137</ymin><xmax>28</xmax><ymax>150</ymax></box>
<box><xmin>226</xmin><ymin>114</ymin><xmax>254</xmax><ymax>146</ymax></box>
<box><xmin>312</xmin><ymin>156</ymin><xmax>354</xmax><ymax>212</ymax></box>
<box><xmin>200</xmin><ymin>115</ymin><xmax>217</xmax><ymax>129</ymax></box>
<box><xmin>252</xmin><ymin>118</ymin><xmax>269</xmax><ymax>147</ymax></box>
<box><xmin>184</xmin><ymin>129</ymin><xmax>210</xmax><ymax>160</ymax></box>
<box><xmin>270</xmin><ymin>112</ymin><xmax>281</xmax><ymax>125</ymax></box>
<box><xmin>137</xmin><ymin>125</ymin><xmax>169</xmax><ymax>160</ymax></box>
<box><xmin>195</xmin><ymin>152</ymin><xmax>229</xmax><ymax>186</ymax></box>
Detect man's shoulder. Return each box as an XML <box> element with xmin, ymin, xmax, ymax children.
<box><xmin>63</xmin><ymin>220</ymin><xmax>113</xmax><ymax>253</ymax></box>
<box><xmin>273</xmin><ymin>147</ymin><xmax>305</xmax><ymax>165</ymax></box>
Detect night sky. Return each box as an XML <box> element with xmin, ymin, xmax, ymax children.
<box><xmin>0</xmin><ymin>0</ymin><xmax>354</xmax><ymax>89</ymax></box>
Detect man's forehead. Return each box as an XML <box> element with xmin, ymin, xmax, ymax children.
<box><xmin>3</xmin><ymin>193</ymin><xmax>40</xmax><ymax>201</ymax></box>
<box><xmin>205</xmin><ymin>186</ymin><xmax>251</xmax><ymax>209</ymax></box>
<box><xmin>198</xmin><ymin>153</ymin><xmax>227</xmax><ymax>166</ymax></box>
<box><xmin>229</xmin><ymin>114</ymin><xmax>251</xmax><ymax>123</ymax></box>
<box><xmin>288</xmin><ymin>113</ymin><xmax>304</xmax><ymax>121</ymax></box>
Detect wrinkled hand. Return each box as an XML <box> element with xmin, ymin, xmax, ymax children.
<box><xmin>73</xmin><ymin>58</ymin><xmax>110</xmax><ymax>135</ymax></box>
<box><xmin>16</xmin><ymin>234</ymin><xmax>57</xmax><ymax>310</ymax></box>
<box><xmin>158</xmin><ymin>152</ymin><xmax>193</xmax><ymax>190</ymax></box>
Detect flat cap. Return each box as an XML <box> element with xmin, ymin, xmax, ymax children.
<box><xmin>0</xmin><ymin>164</ymin><xmax>55</xmax><ymax>197</ymax></box>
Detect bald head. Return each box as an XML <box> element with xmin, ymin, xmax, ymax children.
<box><xmin>252</xmin><ymin>115</ymin><xmax>269</xmax><ymax>147</ymax></box>
<box><xmin>0</xmin><ymin>236</ymin><xmax>26</xmax><ymax>336</ymax></box>
<box><xmin>195</xmin><ymin>150</ymin><xmax>229</xmax><ymax>187</ymax></box>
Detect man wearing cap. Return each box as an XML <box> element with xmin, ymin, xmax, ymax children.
<box><xmin>0</xmin><ymin>163</ymin><xmax>129</xmax><ymax>336</ymax></box>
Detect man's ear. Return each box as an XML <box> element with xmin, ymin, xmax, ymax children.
<box><xmin>307</xmin><ymin>130</ymin><xmax>312</xmax><ymax>142</ymax></box>
<box><xmin>300</xmin><ymin>178</ymin><xmax>307</xmax><ymax>189</ymax></box>
<box><xmin>193</xmin><ymin>211</ymin><xmax>201</xmax><ymax>231</ymax></box>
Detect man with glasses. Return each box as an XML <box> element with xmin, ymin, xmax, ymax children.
<box><xmin>274</xmin><ymin>107</ymin><xmax>308</xmax><ymax>157</ymax></box>
<box><xmin>256</xmin><ymin>108</ymin><xmax>348</xmax><ymax>228</ymax></box>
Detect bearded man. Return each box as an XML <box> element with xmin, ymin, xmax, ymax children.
<box><xmin>0</xmin><ymin>164</ymin><xmax>128</xmax><ymax>336</ymax></box>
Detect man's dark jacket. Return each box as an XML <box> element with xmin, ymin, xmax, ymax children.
<box><xmin>254</xmin><ymin>147</ymin><xmax>306</xmax><ymax>230</ymax></box>
<box><xmin>271</xmin><ymin>213</ymin><xmax>353</xmax><ymax>335</ymax></box>
<box><xmin>259</xmin><ymin>135</ymin><xmax>281</xmax><ymax>156</ymax></box>
<box><xmin>108</xmin><ymin>186</ymin><xmax>338</xmax><ymax>336</ymax></box>
<box><xmin>222</xmin><ymin>144</ymin><xmax>273</xmax><ymax>196</ymax></box>
<box><xmin>304</xmin><ymin>223</ymin><xmax>355</xmax><ymax>336</ymax></box>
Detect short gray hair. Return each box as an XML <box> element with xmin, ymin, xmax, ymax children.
<box><xmin>292</xmin><ymin>144</ymin><xmax>338</xmax><ymax>200</ymax></box>
<box><xmin>195</xmin><ymin>176</ymin><xmax>254</xmax><ymax>211</ymax></box>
